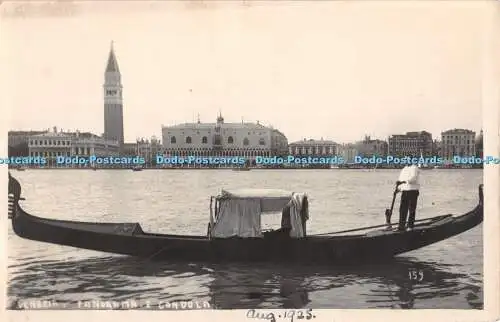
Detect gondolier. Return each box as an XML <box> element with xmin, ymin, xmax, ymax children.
<box><xmin>280</xmin><ymin>201</ymin><xmax>292</xmax><ymax>236</ymax></box>
<box><xmin>396</xmin><ymin>164</ymin><xmax>420</xmax><ymax>231</ymax></box>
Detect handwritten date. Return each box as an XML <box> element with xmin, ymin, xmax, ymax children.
<box><xmin>247</xmin><ymin>308</ymin><xmax>315</xmax><ymax>322</ymax></box>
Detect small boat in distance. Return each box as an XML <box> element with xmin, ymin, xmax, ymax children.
<box><xmin>232</xmin><ymin>159</ymin><xmax>251</xmax><ymax>171</ymax></box>
<box><xmin>7</xmin><ymin>173</ymin><xmax>483</xmax><ymax>264</ymax></box>
<box><xmin>419</xmin><ymin>151</ymin><xmax>433</xmax><ymax>170</ymax></box>
<box><xmin>16</xmin><ymin>167</ymin><xmax>26</xmax><ymax>171</ymax></box>
<box><xmin>132</xmin><ymin>166</ymin><xmax>143</xmax><ymax>171</ymax></box>
<box><xmin>232</xmin><ymin>167</ymin><xmax>250</xmax><ymax>171</ymax></box>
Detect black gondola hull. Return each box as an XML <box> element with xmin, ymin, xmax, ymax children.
<box><xmin>8</xmin><ymin>174</ymin><xmax>483</xmax><ymax>264</ymax></box>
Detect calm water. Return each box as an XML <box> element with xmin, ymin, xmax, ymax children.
<box><xmin>7</xmin><ymin>169</ymin><xmax>483</xmax><ymax>309</ymax></box>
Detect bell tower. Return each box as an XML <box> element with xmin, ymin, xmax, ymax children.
<box><xmin>213</xmin><ymin>111</ymin><xmax>223</xmax><ymax>149</ymax></box>
<box><xmin>103</xmin><ymin>41</ymin><xmax>124</xmax><ymax>149</ymax></box>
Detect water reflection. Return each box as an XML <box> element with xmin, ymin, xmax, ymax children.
<box><xmin>358</xmin><ymin>260</ymin><xmax>483</xmax><ymax>309</ymax></box>
<box><xmin>207</xmin><ymin>263</ymin><xmax>311</xmax><ymax>309</ymax></box>
<box><xmin>7</xmin><ymin>255</ymin><xmax>482</xmax><ymax>310</ymax></box>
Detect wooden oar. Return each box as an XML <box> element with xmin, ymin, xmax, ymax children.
<box><xmin>385</xmin><ymin>183</ymin><xmax>399</xmax><ymax>228</ymax></box>
<box><xmin>310</xmin><ymin>214</ymin><xmax>451</xmax><ymax>236</ymax></box>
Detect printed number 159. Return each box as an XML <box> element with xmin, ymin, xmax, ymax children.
<box><xmin>408</xmin><ymin>269</ymin><xmax>423</xmax><ymax>281</ymax></box>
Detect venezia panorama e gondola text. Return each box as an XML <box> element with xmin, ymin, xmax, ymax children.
<box><xmin>15</xmin><ymin>298</ymin><xmax>211</xmax><ymax>310</ymax></box>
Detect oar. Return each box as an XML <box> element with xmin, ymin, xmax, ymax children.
<box><xmin>309</xmin><ymin>214</ymin><xmax>451</xmax><ymax>236</ymax></box>
<box><xmin>384</xmin><ymin>183</ymin><xmax>399</xmax><ymax>228</ymax></box>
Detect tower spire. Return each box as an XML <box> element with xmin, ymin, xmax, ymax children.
<box><xmin>216</xmin><ymin>109</ymin><xmax>224</xmax><ymax>123</ymax></box>
<box><xmin>103</xmin><ymin>41</ymin><xmax>124</xmax><ymax>150</ymax></box>
<box><xmin>106</xmin><ymin>41</ymin><xmax>120</xmax><ymax>73</ymax></box>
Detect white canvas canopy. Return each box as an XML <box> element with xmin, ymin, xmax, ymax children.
<box><xmin>218</xmin><ymin>188</ymin><xmax>294</xmax><ymax>212</ymax></box>
<box><xmin>209</xmin><ymin>188</ymin><xmax>308</xmax><ymax>239</ymax></box>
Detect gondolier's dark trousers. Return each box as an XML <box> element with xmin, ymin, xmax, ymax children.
<box><xmin>399</xmin><ymin>190</ymin><xmax>419</xmax><ymax>230</ymax></box>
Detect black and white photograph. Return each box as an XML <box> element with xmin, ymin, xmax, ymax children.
<box><xmin>2</xmin><ymin>1</ymin><xmax>499</xmax><ymax>321</ymax></box>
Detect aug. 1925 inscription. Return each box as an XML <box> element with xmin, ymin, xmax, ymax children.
<box><xmin>246</xmin><ymin>309</ymin><xmax>315</xmax><ymax>322</ymax></box>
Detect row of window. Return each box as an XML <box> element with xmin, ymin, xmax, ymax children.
<box><xmin>169</xmin><ymin>136</ymin><xmax>266</xmax><ymax>145</ymax></box>
<box><xmin>389</xmin><ymin>148</ymin><xmax>432</xmax><ymax>152</ymax></box>
<box><xmin>387</xmin><ymin>152</ymin><xmax>434</xmax><ymax>156</ymax></box>
<box><xmin>289</xmin><ymin>147</ymin><xmax>336</xmax><ymax>154</ymax></box>
<box><xmin>167</xmin><ymin>131</ymin><xmax>267</xmax><ymax>136</ymax></box>
<box><xmin>29</xmin><ymin>149</ymin><xmax>282</xmax><ymax>157</ymax></box>
<box><xmin>441</xmin><ymin>142</ymin><xmax>475</xmax><ymax>146</ymax></box>
<box><xmin>31</xmin><ymin>147</ymin><xmax>93</xmax><ymax>156</ymax></box>
<box><xmin>443</xmin><ymin>139</ymin><xmax>474</xmax><ymax>144</ymax></box>
<box><xmin>30</xmin><ymin>140</ymin><xmax>71</xmax><ymax>146</ymax></box>
<box><xmin>31</xmin><ymin>151</ymin><xmax>71</xmax><ymax>157</ymax></box>
<box><xmin>290</xmin><ymin>145</ymin><xmax>338</xmax><ymax>148</ymax></box>
<box><xmin>163</xmin><ymin>147</ymin><xmax>272</xmax><ymax>151</ymax></box>
<box><xmin>442</xmin><ymin>148</ymin><xmax>475</xmax><ymax>152</ymax></box>
<box><xmin>390</xmin><ymin>139</ymin><xmax>476</xmax><ymax>145</ymax></box>
<box><xmin>389</xmin><ymin>142</ymin><xmax>429</xmax><ymax>146</ymax></box>
<box><xmin>441</xmin><ymin>153</ymin><xmax>477</xmax><ymax>159</ymax></box>
<box><xmin>162</xmin><ymin>150</ymin><xmax>274</xmax><ymax>157</ymax></box>
<box><xmin>442</xmin><ymin>135</ymin><xmax>475</xmax><ymax>139</ymax></box>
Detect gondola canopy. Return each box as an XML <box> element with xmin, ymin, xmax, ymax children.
<box><xmin>217</xmin><ymin>188</ymin><xmax>294</xmax><ymax>212</ymax></box>
<box><xmin>209</xmin><ymin>189</ymin><xmax>308</xmax><ymax>239</ymax></box>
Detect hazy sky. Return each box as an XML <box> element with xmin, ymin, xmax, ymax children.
<box><xmin>0</xmin><ymin>1</ymin><xmax>489</xmax><ymax>144</ymax></box>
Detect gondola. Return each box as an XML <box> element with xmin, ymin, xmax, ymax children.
<box><xmin>7</xmin><ymin>173</ymin><xmax>483</xmax><ymax>264</ymax></box>
<box><xmin>232</xmin><ymin>159</ymin><xmax>251</xmax><ymax>171</ymax></box>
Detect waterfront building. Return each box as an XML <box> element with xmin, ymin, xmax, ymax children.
<box><xmin>288</xmin><ymin>138</ymin><xmax>338</xmax><ymax>168</ymax></box>
<box><xmin>136</xmin><ymin>136</ymin><xmax>161</xmax><ymax>166</ymax></box>
<box><xmin>161</xmin><ymin>113</ymin><xmax>288</xmax><ymax>166</ymax></box>
<box><xmin>288</xmin><ymin>138</ymin><xmax>338</xmax><ymax>156</ymax></box>
<box><xmin>355</xmin><ymin>135</ymin><xmax>388</xmax><ymax>157</ymax></box>
<box><xmin>388</xmin><ymin>131</ymin><xmax>433</xmax><ymax>157</ymax></box>
<box><xmin>9</xmin><ymin>130</ymin><xmax>46</xmax><ymax>148</ymax></box>
<box><xmin>121</xmin><ymin>143</ymin><xmax>137</xmax><ymax>157</ymax></box>
<box><xmin>337</xmin><ymin>143</ymin><xmax>359</xmax><ymax>164</ymax></box>
<box><xmin>103</xmin><ymin>42</ymin><xmax>125</xmax><ymax>150</ymax></box>
<box><xmin>440</xmin><ymin>128</ymin><xmax>476</xmax><ymax>160</ymax></box>
<box><xmin>475</xmin><ymin>129</ymin><xmax>483</xmax><ymax>158</ymax></box>
<box><xmin>28</xmin><ymin>127</ymin><xmax>119</xmax><ymax>167</ymax></box>
<box><xmin>432</xmin><ymin>139</ymin><xmax>441</xmax><ymax>157</ymax></box>
<box><xmin>8</xmin><ymin>130</ymin><xmax>47</xmax><ymax>156</ymax></box>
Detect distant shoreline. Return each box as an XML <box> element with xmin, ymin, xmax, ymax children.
<box><xmin>7</xmin><ymin>166</ymin><xmax>484</xmax><ymax>170</ymax></box>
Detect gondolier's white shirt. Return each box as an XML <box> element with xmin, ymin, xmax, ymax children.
<box><xmin>398</xmin><ymin>165</ymin><xmax>420</xmax><ymax>191</ymax></box>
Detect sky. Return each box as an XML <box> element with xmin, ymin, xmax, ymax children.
<box><xmin>0</xmin><ymin>0</ymin><xmax>490</xmax><ymax>144</ymax></box>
